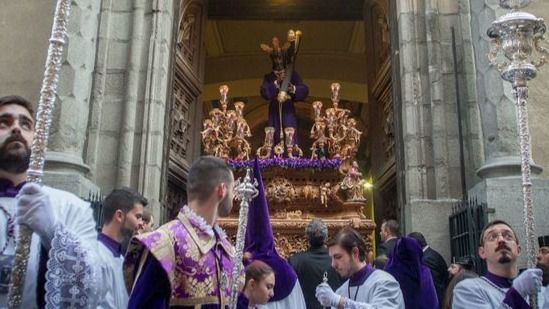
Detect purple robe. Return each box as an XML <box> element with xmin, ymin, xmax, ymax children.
<box><xmin>124</xmin><ymin>206</ymin><xmax>235</xmax><ymax>308</ymax></box>
<box><xmin>385</xmin><ymin>237</ymin><xmax>439</xmax><ymax>309</ymax></box>
<box><xmin>453</xmin><ymin>271</ymin><xmax>530</xmax><ymax>308</ymax></box>
<box><xmin>244</xmin><ymin>158</ymin><xmax>298</xmax><ymax>302</ymax></box>
<box><xmin>485</xmin><ymin>272</ymin><xmax>531</xmax><ymax>309</ymax></box>
<box><xmin>260</xmin><ymin>71</ymin><xmax>309</xmax><ymax>146</ymax></box>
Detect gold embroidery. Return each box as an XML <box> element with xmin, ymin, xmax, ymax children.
<box><xmin>186</xmin><ymin>276</ymin><xmax>215</xmax><ymax>298</ymax></box>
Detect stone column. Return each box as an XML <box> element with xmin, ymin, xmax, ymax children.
<box><xmin>470</xmin><ymin>0</ymin><xmax>542</xmax><ymax>178</ymax></box>
<box><xmin>43</xmin><ymin>0</ymin><xmax>101</xmax><ymax>196</ymax></box>
<box><xmin>137</xmin><ymin>0</ymin><xmax>176</xmax><ymax>222</ymax></box>
<box><xmin>467</xmin><ymin>0</ymin><xmax>549</xmax><ymax>268</ymax></box>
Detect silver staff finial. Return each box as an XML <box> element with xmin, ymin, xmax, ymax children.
<box><xmin>229</xmin><ymin>167</ymin><xmax>259</xmax><ymax>309</ymax></box>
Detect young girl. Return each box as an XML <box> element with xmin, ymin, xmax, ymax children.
<box><xmin>237</xmin><ymin>260</ymin><xmax>276</xmax><ymax>308</ymax></box>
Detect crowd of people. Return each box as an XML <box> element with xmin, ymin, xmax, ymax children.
<box><xmin>1</xmin><ymin>94</ymin><xmax>549</xmax><ymax>308</ymax></box>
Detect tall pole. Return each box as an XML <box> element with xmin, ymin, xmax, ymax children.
<box><xmin>229</xmin><ymin>168</ymin><xmax>258</xmax><ymax>309</ymax></box>
<box><xmin>487</xmin><ymin>0</ymin><xmax>549</xmax><ymax>307</ymax></box>
<box><xmin>8</xmin><ymin>0</ymin><xmax>73</xmax><ymax>307</ymax></box>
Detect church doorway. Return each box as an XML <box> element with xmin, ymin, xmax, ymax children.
<box><xmin>166</xmin><ymin>0</ymin><xmax>401</xmax><ymax>251</ymax></box>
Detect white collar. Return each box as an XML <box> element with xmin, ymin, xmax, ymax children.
<box><xmin>181</xmin><ymin>205</ymin><xmax>227</xmax><ymax>240</ymax></box>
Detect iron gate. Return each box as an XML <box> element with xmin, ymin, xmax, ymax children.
<box><xmin>449</xmin><ymin>198</ymin><xmax>488</xmax><ymax>275</ymax></box>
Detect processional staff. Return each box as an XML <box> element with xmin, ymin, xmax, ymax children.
<box><xmin>229</xmin><ymin>168</ymin><xmax>259</xmax><ymax>309</ymax></box>
<box><xmin>487</xmin><ymin>0</ymin><xmax>549</xmax><ymax>307</ymax></box>
<box><xmin>8</xmin><ymin>0</ymin><xmax>73</xmax><ymax>307</ymax></box>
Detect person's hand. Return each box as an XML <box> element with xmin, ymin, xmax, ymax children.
<box><xmin>16</xmin><ymin>183</ymin><xmax>57</xmax><ymax>244</ymax></box>
<box><xmin>512</xmin><ymin>268</ymin><xmax>542</xmax><ymax>297</ymax></box>
<box><xmin>315</xmin><ymin>282</ymin><xmax>340</xmax><ymax>307</ymax></box>
<box><xmin>277</xmin><ymin>91</ymin><xmax>289</xmax><ymax>103</ymax></box>
<box><xmin>288</xmin><ymin>84</ymin><xmax>296</xmax><ymax>94</ymax></box>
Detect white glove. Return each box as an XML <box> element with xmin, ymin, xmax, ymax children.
<box><xmin>512</xmin><ymin>268</ymin><xmax>542</xmax><ymax>298</ymax></box>
<box><xmin>16</xmin><ymin>183</ymin><xmax>57</xmax><ymax>245</ymax></box>
<box><xmin>316</xmin><ymin>282</ymin><xmax>341</xmax><ymax>307</ymax></box>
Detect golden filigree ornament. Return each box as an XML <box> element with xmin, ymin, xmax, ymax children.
<box><xmin>284</xmin><ymin>127</ymin><xmax>303</xmax><ymax>159</ymax></box>
<box><xmin>256</xmin><ymin>127</ymin><xmax>275</xmax><ymax>159</ymax></box>
<box><xmin>340</xmin><ymin>161</ymin><xmax>366</xmax><ymax>201</ymax></box>
<box><xmin>310</xmin><ymin>84</ymin><xmax>362</xmax><ymax>161</ymax></box>
<box><xmin>273</xmin><ymin>234</ymin><xmax>308</xmax><ymax>259</ymax></box>
<box><xmin>320</xmin><ymin>182</ymin><xmax>331</xmax><ymax>207</ymax></box>
<box><xmin>266</xmin><ymin>177</ymin><xmax>296</xmax><ymax>204</ymax></box>
<box><xmin>201</xmin><ymin>85</ymin><xmax>252</xmax><ymax>160</ymax></box>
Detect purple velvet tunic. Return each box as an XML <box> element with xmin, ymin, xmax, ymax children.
<box><xmin>260</xmin><ymin>71</ymin><xmax>309</xmax><ymax>146</ymax></box>
<box><xmin>124</xmin><ymin>206</ymin><xmax>236</xmax><ymax>308</ymax></box>
<box><xmin>385</xmin><ymin>237</ymin><xmax>439</xmax><ymax>309</ymax></box>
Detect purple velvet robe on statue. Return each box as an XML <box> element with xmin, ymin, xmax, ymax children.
<box><xmin>260</xmin><ymin>71</ymin><xmax>309</xmax><ymax>146</ymax></box>
<box><xmin>385</xmin><ymin>237</ymin><xmax>439</xmax><ymax>309</ymax></box>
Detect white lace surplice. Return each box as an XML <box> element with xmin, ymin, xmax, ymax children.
<box><xmin>0</xmin><ymin>186</ymin><xmax>101</xmax><ymax>309</ymax></box>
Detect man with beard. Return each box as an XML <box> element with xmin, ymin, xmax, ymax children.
<box><xmin>537</xmin><ymin>235</ymin><xmax>549</xmax><ymax>308</ymax></box>
<box><xmin>124</xmin><ymin>156</ymin><xmax>236</xmax><ymax>308</ymax></box>
<box><xmin>315</xmin><ymin>227</ymin><xmax>405</xmax><ymax>308</ymax></box>
<box><xmin>0</xmin><ymin>95</ymin><xmax>102</xmax><ymax>307</ymax></box>
<box><xmin>453</xmin><ymin>220</ymin><xmax>543</xmax><ymax>308</ymax></box>
<box><xmin>97</xmin><ymin>187</ymin><xmax>146</xmax><ymax>308</ymax></box>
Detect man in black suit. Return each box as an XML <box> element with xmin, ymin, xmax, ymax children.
<box><xmin>408</xmin><ymin>232</ymin><xmax>448</xmax><ymax>309</ymax></box>
<box><xmin>288</xmin><ymin>219</ymin><xmax>343</xmax><ymax>309</ymax></box>
<box><xmin>376</xmin><ymin>219</ymin><xmax>400</xmax><ymax>258</ymax></box>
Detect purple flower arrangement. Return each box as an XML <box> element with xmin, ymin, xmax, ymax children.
<box><xmin>227</xmin><ymin>157</ymin><xmax>342</xmax><ymax>170</ymax></box>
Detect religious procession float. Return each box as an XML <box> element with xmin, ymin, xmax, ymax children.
<box><xmin>202</xmin><ymin>30</ymin><xmax>375</xmax><ymax>258</ymax></box>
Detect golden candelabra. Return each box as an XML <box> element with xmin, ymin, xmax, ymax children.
<box><xmin>310</xmin><ymin>83</ymin><xmax>362</xmax><ymax>161</ymax></box>
<box><xmin>201</xmin><ymin>85</ymin><xmax>252</xmax><ymax>160</ymax></box>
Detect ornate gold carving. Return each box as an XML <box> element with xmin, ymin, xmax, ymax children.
<box><xmin>201</xmin><ymin>86</ymin><xmax>252</xmax><ymax>160</ymax></box>
<box><xmin>256</xmin><ymin>127</ymin><xmax>275</xmax><ymax>159</ymax></box>
<box><xmin>320</xmin><ymin>182</ymin><xmax>331</xmax><ymax>207</ymax></box>
<box><xmin>273</xmin><ymin>234</ymin><xmax>308</xmax><ymax>259</ymax></box>
<box><xmin>219</xmin><ymin>216</ymin><xmax>376</xmax><ymax>259</ymax></box>
<box><xmin>340</xmin><ymin>161</ymin><xmax>366</xmax><ymax>201</ymax></box>
<box><xmin>310</xmin><ymin>84</ymin><xmax>362</xmax><ymax>161</ymax></box>
<box><xmin>266</xmin><ymin>177</ymin><xmax>296</xmax><ymax>204</ymax></box>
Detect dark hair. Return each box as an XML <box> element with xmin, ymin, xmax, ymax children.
<box><xmin>327</xmin><ymin>227</ymin><xmax>368</xmax><ymax>262</ymax></box>
<box><xmin>407</xmin><ymin>232</ymin><xmax>427</xmax><ymax>248</ymax></box>
<box><xmin>187</xmin><ymin>156</ymin><xmax>233</xmax><ymax>202</ymax></box>
<box><xmin>442</xmin><ymin>270</ymin><xmax>478</xmax><ymax>309</ymax></box>
<box><xmin>382</xmin><ymin>219</ymin><xmax>400</xmax><ymax>237</ymax></box>
<box><xmin>479</xmin><ymin>219</ymin><xmax>518</xmax><ymax>246</ymax></box>
<box><xmin>102</xmin><ymin>187</ymin><xmax>148</xmax><ymax>224</ymax></box>
<box><xmin>244</xmin><ymin>260</ymin><xmax>274</xmax><ymax>289</ymax></box>
<box><xmin>306</xmin><ymin>219</ymin><xmax>328</xmax><ymax>248</ymax></box>
<box><xmin>0</xmin><ymin>95</ymin><xmax>34</xmax><ymax>117</ymax></box>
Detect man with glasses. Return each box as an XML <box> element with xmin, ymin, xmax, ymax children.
<box><xmin>453</xmin><ymin>220</ymin><xmax>542</xmax><ymax>308</ymax></box>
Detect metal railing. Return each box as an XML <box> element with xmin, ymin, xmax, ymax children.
<box><xmin>449</xmin><ymin>197</ymin><xmax>488</xmax><ymax>275</ymax></box>
<box><xmin>85</xmin><ymin>192</ymin><xmax>104</xmax><ymax>231</ymax></box>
